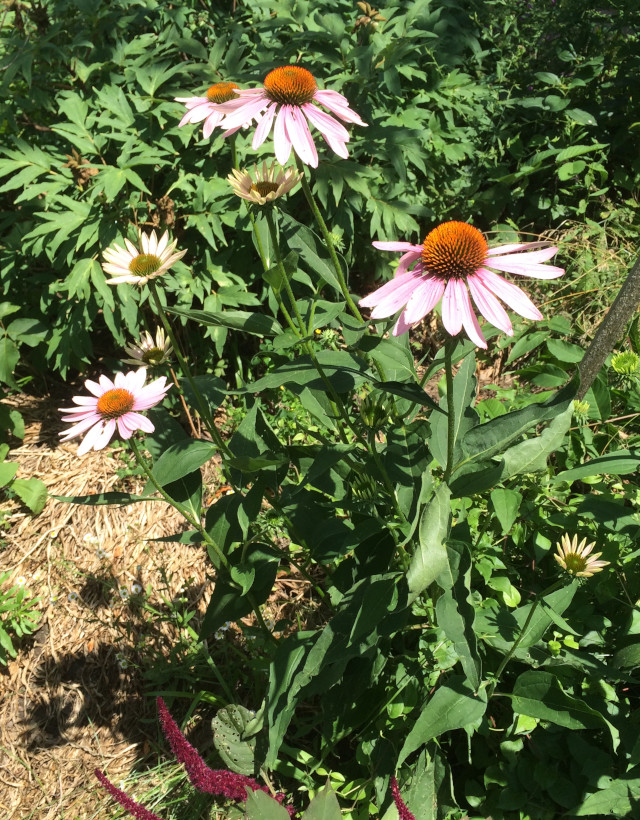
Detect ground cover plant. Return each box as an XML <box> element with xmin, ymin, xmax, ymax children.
<box><xmin>2</xmin><ymin>0</ymin><xmax>640</xmax><ymax>818</ymax></box>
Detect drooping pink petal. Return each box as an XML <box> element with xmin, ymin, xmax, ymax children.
<box><xmin>252</xmin><ymin>102</ymin><xmax>277</xmax><ymax>148</ymax></box>
<box><xmin>396</xmin><ymin>253</ymin><xmax>423</xmax><ymax>278</ymax></box>
<box><xmin>467</xmin><ymin>273</ymin><xmax>513</xmax><ymax>335</ymax></box>
<box><xmin>301</xmin><ymin>103</ymin><xmax>350</xmax><ymax>142</ymax></box>
<box><xmin>441</xmin><ymin>279</ymin><xmax>464</xmax><ymax>337</ymax></box>
<box><xmin>455</xmin><ymin>279</ymin><xmax>487</xmax><ymax>349</ymax></box>
<box><xmin>286</xmin><ymin>105</ymin><xmax>317</xmax><ymax>167</ymax></box>
<box><xmin>203</xmin><ymin>111</ymin><xmax>224</xmax><ymax>139</ymax></box>
<box><xmin>476</xmin><ymin>269</ymin><xmax>543</xmax><ymax>320</ymax></box>
<box><xmin>393</xmin><ymin>309</ymin><xmax>414</xmax><ymax>336</ymax></box>
<box><xmin>220</xmin><ymin>94</ymin><xmax>269</xmax><ymax>131</ymax></box>
<box><xmin>273</xmin><ymin>107</ymin><xmax>293</xmax><ymax>165</ymax></box>
<box><xmin>313</xmin><ymin>89</ymin><xmax>367</xmax><ymax>125</ymax></box>
<box><xmin>487</xmin><ymin>252</ymin><xmax>564</xmax><ymax>279</ymax></box>
<box><xmin>360</xmin><ymin>272</ymin><xmax>422</xmax><ymax>317</ymax></box>
<box><xmin>402</xmin><ymin>276</ymin><xmax>445</xmax><ymax>325</ymax></box>
<box><xmin>59</xmin><ymin>414</ymin><xmax>102</xmax><ymax>440</ymax></box>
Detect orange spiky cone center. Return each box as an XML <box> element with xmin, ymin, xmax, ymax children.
<box><xmin>206</xmin><ymin>82</ymin><xmax>239</xmax><ymax>103</ymax></box>
<box><xmin>421</xmin><ymin>221</ymin><xmax>488</xmax><ymax>280</ymax></box>
<box><xmin>97</xmin><ymin>388</ymin><xmax>135</xmax><ymax>419</ymax></box>
<box><xmin>264</xmin><ymin>66</ymin><xmax>317</xmax><ymax>105</ymax></box>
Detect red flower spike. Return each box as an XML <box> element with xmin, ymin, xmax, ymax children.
<box><xmin>391</xmin><ymin>776</ymin><xmax>416</xmax><ymax>820</ymax></box>
<box><xmin>95</xmin><ymin>770</ymin><xmax>163</xmax><ymax>820</ymax></box>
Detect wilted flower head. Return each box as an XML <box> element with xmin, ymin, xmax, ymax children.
<box><xmin>218</xmin><ymin>65</ymin><xmax>367</xmax><ymax>167</ymax></box>
<box><xmin>355</xmin><ymin>1</ymin><xmax>386</xmax><ymax>29</ymax></box>
<box><xmin>360</xmin><ymin>222</ymin><xmax>564</xmax><ymax>348</ymax></box>
<box><xmin>123</xmin><ymin>327</ymin><xmax>173</xmax><ymax>367</ymax></box>
<box><xmin>227</xmin><ymin>161</ymin><xmax>302</xmax><ymax>206</ymax></box>
<box><xmin>59</xmin><ymin>368</ymin><xmax>171</xmax><ymax>456</ymax></box>
<box><xmin>554</xmin><ymin>534</ymin><xmax>609</xmax><ymax>578</ymax></box>
<box><xmin>175</xmin><ymin>81</ymin><xmax>242</xmax><ymax>139</ymax></box>
<box><xmin>102</xmin><ymin>230</ymin><xmax>186</xmax><ymax>286</ymax></box>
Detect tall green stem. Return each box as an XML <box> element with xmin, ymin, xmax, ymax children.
<box><xmin>147</xmin><ymin>281</ymin><xmax>231</xmax><ymax>458</ymax></box>
<box><xmin>443</xmin><ymin>337</ymin><xmax>456</xmax><ymax>482</ymax></box>
<box><xmin>295</xmin><ymin>159</ymin><xmax>363</xmax><ymax>322</ymax></box>
<box><xmin>128</xmin><ymin>437</ymin><xmax>228</xmax><ymax>569</ymax></box>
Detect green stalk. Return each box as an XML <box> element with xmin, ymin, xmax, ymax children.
<box><xmin>488</xmin><ymin>579</ymin><xmax>564</xmax><ymax>694</ymax></box>
<box><xmin>128</xmin><ymin>437</ymin><xmax>228</xmax><ymax>569</ymax></box>
<box><xmin>295</xmin><ymin>158</ymin><xmax>363</xmax><ymax>322</ymax></box>
<box><xmin>147</xmin><ymin>280</ymin><xmax>231</xmax><ymax>458</ymax></box>
<box><xmin>443</xmin><ymin>336</ymin><xmax>456</xmax><ymax>482</ymax></box>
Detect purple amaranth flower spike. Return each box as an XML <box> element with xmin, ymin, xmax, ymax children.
<box><xmin>95</xmin><ymin>770</ymin><xmax>163</xmax><ymax>820</ymax></box>
<box><xmin>391</xmin><ymin>776</ymin><xmax>416</xmax><ymax>820</ymax></box>
<box><xmin>157</xmin><ymin>697</ymin><xmax>296</xmax><ymax>816</ymax></box>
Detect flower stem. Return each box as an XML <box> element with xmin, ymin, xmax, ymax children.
<box><xmin>128</xmin><ymin>437</ymin><xmax>228</xmax><ymax>569</ymax></box>
<box><xmin>488</xmin><ymin>579</ymin><xmax>564</xmax><ymax>694</ymax></box>
<box><xmin>295</xmin><ymin>158</ymin><xmax>363</xmax><ymax>322</ymax></box>
<box><xmin>443</xmin><ymin>336</ymin><xmax>456</xmax><ymax>482</ymax></box>
<box><xmin>147</xmin><ymin>281</ymin><xmax>231</xmax><ymax>458</ymax></box>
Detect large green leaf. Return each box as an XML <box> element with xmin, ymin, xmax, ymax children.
<box><xmin>398</xmin><ymin>676</ymin><xmax>487</xmax><ymax>766</ymax></box>
<box><xmin>238</xmin><ymin>350</ymin><xmax>370</xmax><ymax>394</ymax></box>
<box><xmin>148</xmin><ymin>439</ymin><xmax>217</xmax><ymax>488</ymax></box>
<box><xmin>244</xmin><ymin>789</ymin><xmax>290</xmax><ymax>820</ymax></box>
<box><xmin>407</xmin><ymin>484</ymin><xmax>452</xmax><ymax>603</ymax></box>
<box><xmin>458</xmin><ymin>376</ymin><xmax>577</xmax><ymax>469</ymax></box>
<box><xmin>430</xmin><ymin>352</ymin><xmax>478</xmax><ymax>472</ymax></box>
<box><xmin>554</xmin><ymin>449</ymin><xmax>640</xmax><ymax>483</ymax></box>
<box><xmin>509</xmin><ymin>671</ymin><xmax>618</xmax><ymax>747</ymax></box>
<box><xmin>302</xmin><ymin>783</ymin><xmax>343</xmax><ymax>820</ymax></box>
<box><xmin>12</xmin><ymin>477</ymin><xmax>47</xmax><ymax>514</ymax></box>
<box><xmin>570</xmin><ymin>766</ymin><xmax>640</xmax><ymax>816</ymax></box>
<box><xmin>166</xmin><ymin>305</ymin><xmax>283</xmax><ymax>337</ymax></box>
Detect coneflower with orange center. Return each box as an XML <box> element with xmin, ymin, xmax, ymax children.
<box><xmin>360</xmin><ymin>221</ymin><xmax>564</xmax><ymax>347</ymax></box>
<box><xmin>59</xmin><ymin>369</ymin><xmax>170</xmax><ymax>455</ymax></box>
<box><xmin>218</xmin><ymin>64</ymin><xmax>367</xmax><ymax>167</ymax></box>
<box><xmin>175</xmin><ymin>81</ymin><xmax>244</xmax><ymax>139</ymax></box>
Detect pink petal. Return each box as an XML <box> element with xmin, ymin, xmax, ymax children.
<box><xmin>252</xmin><ymin>102</ymin><xmax>277</xmax><ymax>149</ymax></box>
<box><xmin>320</xmin><ymin>132</ymin><xmax>348</xmax><ymax>160</ymax></box>
<box><xmin>487</xmin><ymin>249</ymin><xmax>564</xmax><ymax>279</ymax></box>
<box><xmin>273</xmin><ymin>108</ymin><xmax>292</xmax><ymax>165</ymax></box>
<box><xmin>396</xmin><ymin>253</ymin><xmax>423</xmax><ymax>277</ymax></box>
<box><xmin>467</xmin><ymin>273</ymin><xmax>513</xmax><ymax>335</ymax></box>
<box><xmin>313</xmin><ymin>89</ymin><xmax>367</xmax><ymax>125</ymax></box>
<box><xmin>476</xmin><ymin>269</ymin><xmax>543</xmax><ymax>321</ymax></box>
<box><xmin>202</xmin><ymin>111</ymin><xmax>224</xmax><ymax>139</ymax></box>
<box><xmin>441</xmin><ymin>280</ymin><xmax>464</xmax><ymax>337</ymax></box>
<box><xmin>373</xmin><ymin>241</ymin><xmax>423</xmax><ymax>254</ymax></box>
<box><xmin>359</xmin><ymin>272</ymin><xmax>421</xmax><ymax>317</ymax></box>
<box><xmin>220</xmin><ymin>95</ymin><xmax>269</xmax><ymax>131</ymax></box>
<box><xmin>286</xmin><ymin>106</ymin><xmax>317</xmax><ymax>167</ymax></box>
<box><xmin>455</xmin><ymin>280</ymin><xmax>487</xmax><ymax>349</ymax></box>
<box><xmin>301</xmin><ymin>103</ymin><xmax>350</xmax><ymax>142</ymax></box>
<box><xmin>59</xmin><ymin>415</ymin><xmax>101</xmax><ymax>440</ymax></box>
<box><xmin>180</xmin><ymin>102</ymin><xmax>215</xmax><ymax>125</ymax></box>
<box><xmin>392</xmin><ymin>309</ymin><xmax>413</xmax><ymax>336</ymax></box>
<box><xmin>403</xmin><ymin>276</ymin><xmax>445</xmax><ymax>325</ymax></box>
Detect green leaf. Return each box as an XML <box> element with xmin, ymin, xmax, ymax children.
<box><xmin>570</xmin><ymin>766</ymin><xmax>640</xmax><ymax>816</ymax></box>
<box><xmin>302</xmin><ymin>783</ymin><xmax>343</xmax><ymax>820</ymax></box>
<box><xmin>554</xmin><ymin>450</ymin><xmax>640</xmax><ymax>483</ymax></box>
<box><xmin>612</xmin><ymin>641</ymin><xmax>640</xmax><ymax>670</ymax></box>
<box><xmin>407</xmin><ymin>484</ymin><xmax>452</xmax><ymax>603</ymax></box>
<box><xmin>398</xmin><ymin>676</ymin><xmax>487</xmax><ymax>767</ymax></box>
<box><xmin>546</xmin><ymin>339</ymin><xmax>585</xmax><ymax>363</ymax></box>
<box><xmin>435</xmin><ymin>542</ymin><xmax>481</xmax><ymax>690</ymax></box>
<box><xmin>244</xmin><ymin>789</ymin><xmax>290</xmax><ymax>820</ymax></box>
<box><xmin>239</xmin><ymin>350</ymin><xmax>370</xmax><ymax>394</ymax></box>
<box><xmin>500</xmin><ymin>402</ymin><xmax>573</xmax><ymax>477</ymax></box>
<box><xmin>279</xmin><ymin>212</ymin><xmax>342</xmax><ymax>294</ymax></box>
<box><xmin>166</xmin><ymin>306</ymin><xmax>283</xmax><ymax>337</ymax></box>
<box><xmin>211</xmin><ymin>704</ymin><xmax>257</xmax><ymax>777</ymax></box>
<box><xmin>0</xmin><ymin>336</ymin><xmax>19</xmax><ymax>387</ymax></box>
<box><xmin>459</xmin><ymin>376</ymin><xmax>577</xmax><ymax>468</ymax></box>
<box><xmin>149</xmin><ymin>439</ymin><xmax>217</xmax><ymax>488</ymax></box>
<box><xmin>509</xmin><ymin>671</ymin><xmax>617</xmax><ymax>746</ymax></box>
<box><xmin>54</xmin><ymin>491</ymin><xmax>153</xmax><ymax>505</ymax></box>
<box><xmin>431</xmin><ymin>352</ymin><xmax>478</xmax><ymax>471</ymax></box>
<box><xmin>12</xmin><ymin>478</ymin><xmax>47</xmax><ymax>514</ymax></box>
<box><xmin>557</xmin><ymin>160</ymin><xmax>586</xmax><ymax>181</ymax></box>
<box><xmin>0</xmin><ymin>460</ymin><xmax>19</xmax><ymax>486</ymax></box>
<box><xmin>490</xmin><ymin>488</ymin><xmax>522</xmax><ymax>535</ymax></box>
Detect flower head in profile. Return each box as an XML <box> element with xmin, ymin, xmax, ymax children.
<box><xmin>175</xmin><ymin>81</ymin><xmax>242</xmax><ymax>139</ymax></box>
<box><xmin>123</xmin><ymin>327</ymin><xmax>173</xmax><ymax>367</ymax></box>
<box><xmin>554</xmin><ymin>533</ymin><xmax>609</xmax><ymax>578</ymax></box>
<box><xmin>59</xmin><ymin>368</ymin><xmax>171</xmax><ymax>456</ymax></box>
<box><xmin>218</xmin><ymin>65</ymin><xmax>367</xmax><ymax>168</ymax></box>
<box><xmin>227</xmin><ymin>161</ymin><xmax>302</xmax><ymax>206</ymax></box>
<box><xmin>102</xmin><ymin>230</ymin><xmax>186</xmax><ymax>286</ymax></box>
<box><xmin>360</xmin><ymin>221</ymin><xmax>564</xmax><ymax>348</ymax></box>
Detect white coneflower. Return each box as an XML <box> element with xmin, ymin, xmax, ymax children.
<box><xmin>123</xmin><ymin>327</ymin><xmax>173</xmax><ymax>367</ymax></box>
<box><xmin>102</xmin><ymin>230</ymin><xmax>186</xmax><ymax>286</ymax></box>
<box><xmin>227</xmin><ymin>161</ymin><xmax>302</xmax><ymax>206</ymax></box>
<box><xmin>554</xmin><ymin>534</ymin><xmax>609</xmax><ymax>578</ymax></box>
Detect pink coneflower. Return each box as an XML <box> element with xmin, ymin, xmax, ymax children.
<box><xmin>360</xmin><ymin>221</ymin><xmax>564</xmax><ymax>348</ymax></box>
<box><xmin>218</xmin><ymin>65</ymin><xmax>367</xmax><ymax>168</ymax></box>
<box><xmin>59</xmin><ymin>369</ymin><xmax>170</xmax><ymax>456</ymax></box>
<box><xmin>102</xmin><ymin>230</ymin><xmax>186</xmax><ymax>286</ymax></box>
<box><xmin>175</xmin><ymin>81</ymin><xmax>243</xmax><ymax>139</ymax></box>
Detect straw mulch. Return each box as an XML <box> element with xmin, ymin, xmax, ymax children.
<box><xmin>0</xmin><ymin>394</ymin><xmax>218</xmax><ymax>819</ymax></box>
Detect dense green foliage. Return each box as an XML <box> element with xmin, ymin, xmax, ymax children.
<box><xmin>2</xmin><ymin>2</ymin><xmax>640</xmax><ymax>820</ymax></box>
